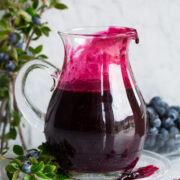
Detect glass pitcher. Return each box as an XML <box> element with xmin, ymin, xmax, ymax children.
<box><xmin>15</xmin><ymin>26</ymin><xmax>147</xmax><ymax>178</ymax></box>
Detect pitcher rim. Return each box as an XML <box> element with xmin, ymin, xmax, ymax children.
<box><xmin>58</xmin><ymin>26</ymin><xmax>138</xmax><ymax>39</ymax></box>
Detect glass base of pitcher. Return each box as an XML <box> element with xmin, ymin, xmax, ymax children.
<box><xmin>72</xmin><ymin>171</ymin><xmax>123</xmax><ymax>180</ymax></box>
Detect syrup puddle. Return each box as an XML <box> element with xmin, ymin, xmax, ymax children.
<box><xmin>118</xmin><ymin>165</ymin><xmax>159</xmax><ymax>180</ymax></box>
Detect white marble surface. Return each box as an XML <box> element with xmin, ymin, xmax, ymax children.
<box><xmin>13</xmin><ymin>1</ymin><xmax>180</xmax><ymax>179</ymax></box>
<box><xmin>166</xmin><ymin>157</ymin><xmax>180</xmax><ymax>180</ymax></box>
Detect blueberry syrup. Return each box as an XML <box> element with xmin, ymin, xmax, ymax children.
<box><xmin>45</xmin><ymin>27</ymin><xmax>148</xmax><ymax>174</ymax></box>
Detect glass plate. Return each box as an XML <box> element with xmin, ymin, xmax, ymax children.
<box><xmin>144</xmin><ymin>134</ymin><xmax>180</xmax><ymax>157</ymax></box>
<box><xmin>0</xmin><ymin>150</ymin><xmax>170</xmax><ymax>180</ymax></box>
<box><xmin>72</xmin><ymin>150</ymin><xmax>171</xmax><ymax>180</ymax></box>
<box><xmin>136</xmin><ymin>150</ymin><xmax>171</xmax><ymax>180</ymax></box>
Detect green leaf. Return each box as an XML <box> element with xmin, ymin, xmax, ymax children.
<box><xmin>13</xmin><ymin>145</ymin><xmax>24</xmax><ymax>155</ymax></box>
<box><xmin>11</xmin><ymin>159</ymin><xmax>22</xmax><ymax>167</ymax></box>
<box><xmin>11</xmin><ymin>110</ymin><xmax>21</xmax><ymax>126</ymax></box>
<box><xmin>35</xmin><ymin>172</ymin><xmax>50</xmax><ymax>179</ymax></box>
<box><xmin>16</xmin><ymin>155</ymin><xmax>24</xmax><ymax>161</ymax></box>
<box><xmin>26</xmin><ymin>6</ymin><xmax>36</xmax><ymax>17</ymax></box>
<box><xmin>7</xmin><ymin>171</ymin><xmax>13</xmax><ymax>179</ymax></box>
<box><xmin>7</xmin><ymin>127</ymin><xmax>17</xmax><ymax>140</ymax></box>
<box><xmin>2</xmin><ymin>150</ymin><xmax>8</xmax><ymax>155</ymax></box>
<box><xmin>43</xmin><ymin>165</ymin><xmax>56</xmax><ymax>173</ymax></box>
<box><xmin>45</xmin><ymin>172</ymin><xmax>56</xmax><ymax>178</ymax></box>
<box><xmin>31</xmin><ymin>0</ymin><xmax>39</xmax><ymax>9</ymax></box>
<box><xmin>0</xmin><ymin>77</ymin><xmax>10</xmax><ymax>88</ymax></box>
<box><xmin>9</xmin><ymin>7</ymin><xmax>18</xmax><ymax>16</ymax></box>
<box><xmin>54</xmin><ymin>174</ymin><xmax>70</xmax><ymax>180</ymax></box>
<box><xmin>19</xmin><ymin>54</ymin><xmax>34</xmax><ymax>60</ymax></box>
<box><xmin>34</xmin><ymin>27</ymin><xmax>42</xmax><ymax>37</ymax></box>
<box><xmin>46</xmin><ymin>158</ymin><xmax>52</xmax><ymax>165</ymax></box>
<box><xmin>32</xmin><ymin>36</ymin><xmax>41</xmax><ymax>40</ymax></box>
<box><xmin>38</xmin><ymin>142</ymin><xmax>51</xmax><ymax>155</ymax></box>
<box><xmin>23</xmin><ymin>175</ymin><xmax>36</xmax><ymax>180</ymax></box>
<box><xmin>33</xmin><ymin>45</ymin><xmax>43</xmax><ymax>54</ymax></box>
<box><xmin>22</xmin><ymin>26</ymin><xmax>32</xmax><ymax>37</ymax></box>
<box><xmin>41</xmin><ymin>26</ymin><xmax>51</xmax><ymax>36</ymax></box>
<box><xmin>12</xmin><ymin>171</ymin><xmax>19</xmax><ymax>180</ymax></box>
<box><xmin>1</xmin><ymin>44</ymin><xmax>8</xmax><ymax>52</ymax></box>
<box><xmin>29</xmin><ymin>157</ymin><xmax>38</xmax><ymax>164</ymax></box>
<box><xmin>31</xmin><ymin>161</ymin><xmax>44</xmax><ymax>173</ymax></box>
<box><xmin>12</xmin><ymin>48</ymin><xmax>18</xmax><ymax>61</ymax></box>
<box><xmin>0</xmin><ymin>21</ymin><xmax>8</xmax><ymax>29</ymax></box>
<box><xmin>15</xmin><ymin>16</ymin><xmax>21</xmax><ymax>26</ymax></box>
<box><xmin>2</xmin><ymin>13</ymin><xmax>12</xmax><ymax>19</ymax></box>
<box><xmin>0</xmin><ymin>88</ymin><xmax>9</xmax><ymax>100</ymax></box>
<box><xmin>21</xmin><ymin>0</ymin><xmax>27</xmax><ymax>3</ymax></box>
<box><xmin>6</xmin><ymin>164</ymin><xmax>18</xmax><ymax>173</ymax></box>
<box><xmin>19</xmin><ymin>10</ymin><xmax>31</xmax><ymax>22</ymax></box>
<box><xmin>29</xmin><ymin>46</ymin><xmax>34</xmax><ymax>52</ymax></box>
<box><xmin>55</xmin><ymin>3</ymin><xmax>68</xmax><ymax>10</ymax></box>
<box><xmin>38</xmin><ymin>54</ymin><xmax>48</xmax><ymax>59</ymax></box>
<box><xmin>0</xmin><ymin>29</ymin><xmax>12</xmax><ymax>36</ymax></box>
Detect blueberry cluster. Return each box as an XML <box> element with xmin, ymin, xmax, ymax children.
<box><xmin>144</xmin><ymin>96</ymin><xmax>180</xmax><ymax>154</ymax></box>
<box><xmin>0</xmin><ymin>31</ymin><xmax>35</xmax><ymax>71</ymax></box>
<box><xmin>0</xmin><ymin>53</ymin><xmax>16</xmax><ymax>71</ymax></box>
<box><xmin>21</xmin><ymin>150</ymin><xmax>39</xmax><ymax>174</ymax></box>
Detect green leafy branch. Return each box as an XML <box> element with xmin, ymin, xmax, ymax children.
<box><xmin>5</xmin><ymin>143</ymin><xmax>71</xmax><ymax>180</ymax></box>
<box><xmin>0</xmin><ymin>0</ymin><xmax>68</xmax><ymax>154</ymax></box>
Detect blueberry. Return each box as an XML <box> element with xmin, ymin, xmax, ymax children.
<box><xmin>147</xmin><ymin>106</ymin><xmax>156</xmax><ymax>116</ymax></box>
<box><xmin>147</xmin><ymin>106</ymin><xmax>157</xmax><ymax>120</ymax></box>
<box><xmin>21</xmin><ymin>162</ymin><xmax>32</xmax><ymax>174</ymax></box>
<box><xmin>150</xmin><ymin>96</ymin><xmax>162</xmax><ymax>106</ymax></box>
<box><xmin>169</xmin><ymin>126</ymin><xmax>180</xmax><ymax>135</ymax></box>
<box><xmin>165</xmin><ymin>138</ymin><xmax>175</xmax><ymax>147</ymax></box>
<box><xmin>175</xmin><ymin>117</ymin><xmax>180</xmax><ymax>124</ymax></box>
<box><xmin>163</xmin><ymin>118</ymin><xmax>174</xmax><ymax>129</ymax></box>
<box><xmin>154</xmin><ymin>106</ymin><xmax>166</xmax><ymax>117</ymax></box>
<box><xmin>161</xmin><ymin>102</ymin><xmax>169</xmax><ymax>110</ymax></box>
<box><xmin>160</xmin><ymin>128</ymin><xmax>169</xmax><ymax>138</ymax></box>
<box><xmin>32</xmin><ymin>17</ymin><xmax>41</xmax><ymax>26</ymax></box>
<box><xmin>0</xmin><ymin>53</ymin><xmax>9</xmax><ymax>63</ymax></box>
<box><xmin>149</xmin><ymin>97</ymin><xmax>167</xmax><ymax>116</ymax></box>
<box><xmin>0</xmin><ymin>54</ymin><xmax>3</xmax><ymax>62</ymax></box>
<box><xmin>151</xmin><ymin>118</ymin><xmax>161</xmax><ymax>128</ymax></box>
<box><xmin>149</xmin><ymin>127</ymin><xmax>159</xmax><ymax>135</ymax></box>
<box><xmin>8</xmin><ymin>33</ymin><xmax>18</xmax><ymax>43</ymax></box>
<box><xmin>156</xmin><ymin>136</ymin><xmax>166</xmax><ymax>148</ymax></box>
<box><xmin>16</xmin><ymin>42</ymin><xmax>23</xmax><ymax>49</ymax></box>
<box><xmin>146</xmin><ymin>135</ymin><xmax>156</xmax><ymax>147</ymax></box>
<box><xmin>22</xmin><ymin>157</ymin><xmax>29</xmax><ymax>162</ymax></box>
<box><xmin>5</xmin><ymin>61</ymin><xmax>16</xmax><ymax>71</ymax></box>
<box><xmin>26</xmin><ymin>150</ymin><xmax>39</xmax><ymax>159</ymax></box>
<box><xmin>167</xmin><ymin>108</ymin><xmax>179</xmax><ymax>121</ymax></box>
<box><xmin>149</xmin><ymin>114</ymin><xmax>159</xmax><ymax>126</ymax></box>
<box><xmin>25</xmin><ymin>50</ymin><xmax>33</xmax><ymax>56</ymax></box>
<box><xmin>172</xmin><ymin>106</ymin><xmax>180</xmax><ymax>114</ymax></box>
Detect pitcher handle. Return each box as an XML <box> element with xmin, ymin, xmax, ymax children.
<box><xmin>15</xmin><ymin>60</ymin><xmax>60</xmax><ymax>132</ymax></box>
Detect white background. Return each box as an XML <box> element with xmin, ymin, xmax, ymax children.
<box><xmin>11</xmin><ymin>1</ymin><xmax>180</xmax><ymax>179</ymax></box>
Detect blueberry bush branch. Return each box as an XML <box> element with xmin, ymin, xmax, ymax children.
<box><xmin>5</xmin><ymin>143</ymin><xmax>71</xmax><ymax>180</ymax></box>
<box><xmin>0</xmin><ymin>0</ymin><xmax>68</xmax><ymax>154</ymax></box>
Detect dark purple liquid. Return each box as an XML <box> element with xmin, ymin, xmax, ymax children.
<box><xmin>45</xmin><ymin>82</ymin><xmax>147</xmax><ymax>173</ymax></box>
